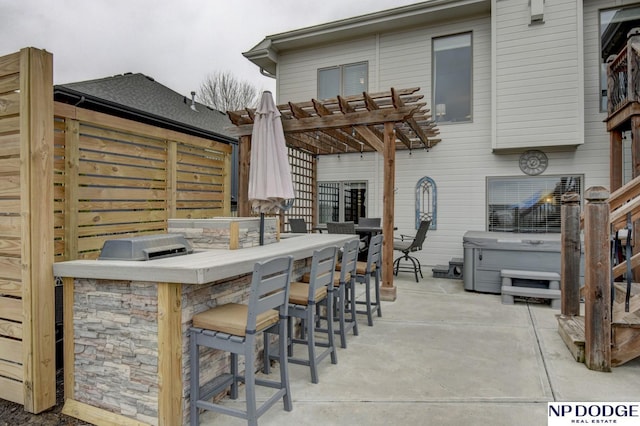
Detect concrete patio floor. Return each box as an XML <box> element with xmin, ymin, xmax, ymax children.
<box><xmin>199</xmin><ymin>272</ymin><xmax>640</xmax><ymax>426</ymax></box>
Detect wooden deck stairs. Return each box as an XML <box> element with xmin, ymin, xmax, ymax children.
<box><xmin>558</xmin><ymin>282</ymin><xmax>640</xmax><ymax>367</ymax></box>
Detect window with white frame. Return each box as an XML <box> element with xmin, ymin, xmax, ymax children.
<box><xmin>432</xmin><ymin>33</ymin><xmax>472</xmax><ymax>123</ymax></box>
<box><xmin>318</xmin><ymin>62</ymin><xmax>368</xmax><ymax>100</ymax></box>
<box><xmin>487</xmin><ymin>175</ymin><xmax>582</xmax><ymax>233</ymax></box>
<box><xmin>318</xmin><ymin>181</ymin><xmax>367</xmax><ymax>224</ymax></box>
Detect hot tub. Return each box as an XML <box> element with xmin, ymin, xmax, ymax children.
<box><xmin>462</xmin><ymin>231</ymin><xmax>584</xmax><ymax>294</ymax></box>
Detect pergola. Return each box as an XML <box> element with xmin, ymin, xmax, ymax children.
<box><xmin>227</xmin><ymin>87</ymin><xmax>441</xmax><ymax>300</ymax></box>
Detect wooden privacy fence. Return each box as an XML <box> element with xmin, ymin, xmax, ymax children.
<box><xmin>53</xmin><ymin>102</ymin><xmax>232</xmax><ymax>260</ymax></box>
<box><xmin>0</xmin><ymin>47</ymin><xmax>233</xmax><ymax>413</ymax></box>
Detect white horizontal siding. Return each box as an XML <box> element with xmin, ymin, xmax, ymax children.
<box><xmin>273</xmin><ymin>2</ymin><xmax>611</xmax><ymax>267</ymax></box>
<box><xmin>277</xmin><ymin>37</ymin><xmax>377</xmax><ymax>102</ymax></box>
<box><xmin>494</xmin><ymin>0</ymin><xmax>583</xmax><ymax>150</ymax></box>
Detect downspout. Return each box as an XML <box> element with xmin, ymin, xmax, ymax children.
<box><xmin>260</xmin><ymin>68</ymin><xmax>276</xmax><ymax>79</ymax></box>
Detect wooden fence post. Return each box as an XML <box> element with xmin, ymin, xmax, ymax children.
<box><xmin>583</xmin><ymin>186</ymin><xmax>611</xmax><ymax>372</ymax></box>
<box><xmin>561</xmin><ymin>192</ymin><xmax>581</xmax><ymax>316</ymax></box>
<box><xmin>20</xmin><ymin>47</ymin><xmax>56</xmax><ymax>412</ymax></box>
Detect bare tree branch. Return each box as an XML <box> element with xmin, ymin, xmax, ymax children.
<box><xmin>197</xmin><ymin>71</ymin><xmax>261</xmax><ymax>112</ymax></box>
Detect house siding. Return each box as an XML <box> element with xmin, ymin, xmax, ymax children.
<box><xmin>494</xmin><ymin>0</ymin><xmax>583</xmax><ymax>150</ymax></box>
<box><xmin>273</xmin><ymin>0</ymin><xmax>613</xmax><ymax>267</ymax></box>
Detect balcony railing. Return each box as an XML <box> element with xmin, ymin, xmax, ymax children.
<box><xmin>607</xmin><ymin>29</ymin><xmax>640</xmax><ymax>116</ymax></box>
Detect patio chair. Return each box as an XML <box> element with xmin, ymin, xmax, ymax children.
<box><xmin>288</xmin><ymin>218</ymin><xmax>308</xmax><ymax>233</ymax></box>
<box><xmin>189</xmin><ymin>256</ymin><xmax>294</xmax><ymax>426</ymax></box>
<box><xmin>331</xmin><ymin>238</ymin><xmax>360</xmax><ymax>348</ymax></box>
<box><xmin>303</xmin><ymin>238</ymin><xmax>360</xmax><ymax>349</ymax></box>
<box><xmin>392</xmin><ymin>219</ymin><xmax>431</xmax><ymax>282</ymax></box>
<box><xmin>264</xmin><ymin>245</ymin><xmax>338</xmax><ymax>384</ymax></box>
<box><xmin>358</xmin><ymin>217</ymin><xmax>381</xmax><ymax>227</ymax></box>
<box><xmin>340</xmin><ymin>233</ymin><xmax>383</xmax><ymax>326</ymax></box>
<box><xmin>357</xmin><ymin>217</ymin><xmax>381</xmax><ymax>251</ymax></box>
<box><xmin>327</xmin><ymin>221</ymin><xmax>367</xmax><ymax>253</ymax></box>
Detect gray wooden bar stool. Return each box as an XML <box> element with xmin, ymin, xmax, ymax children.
<box><xmin>189</xmin><ymin>256</ymin><xmax>294</xmax><ymax>426</ymax></box>
<box><xmin>312</xmin><ymin>238</ymin><xmax>360</xmax><ymax>348</ymax></box>
<box><xmin>264</xmin><ymin>245</ymin><xmax>338</xmax><ymax>384</ymax></box>
<box><xmin>343</xmin><ymin>233</ymin><xmax>383</xmax><ymax>326</ymax></box>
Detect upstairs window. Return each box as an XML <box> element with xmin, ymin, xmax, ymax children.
<box><xmin>433</xmin><ymin>33</ymin><xmax>472</xmax><ymax>123</ymax></box>
<box><xmin>318</xmin><ymin>62</ymin><xmax>368</xmax><ymax>99</ymax></box>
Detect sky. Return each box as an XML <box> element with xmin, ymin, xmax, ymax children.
<box><xmin>0</xmin><ymin>0</ymin><xmax>419</xmax><ymax>100</ymax></box>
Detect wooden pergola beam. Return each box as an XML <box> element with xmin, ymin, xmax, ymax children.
<box><xmin>228</xmin><ymin>106</ymin><xmax>418</xmax><ymax>137</ymax></box>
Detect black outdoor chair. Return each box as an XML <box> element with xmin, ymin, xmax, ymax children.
<box><xmin>357</xmin><ymin>217</ymin><xmax>381</xmax><ymax>250</ymax></box>
<box><xmin>326</xmin><ymin>222</ymin><xmax>366</xmax><ymax>253</ymax></box>
<box><xmin>289</xmin><ymin>218</ymin><xmax>308</xmax><ymax>233</ymax></box>
<box><xmin>392</xmin><ymin>220</ymin><xmax>431</xmax><ymax>282</ymax></box>
<box><xmin>358</xmin><ymin>217</ymin><xmax>381</xmax><ymax>227</ymax></box>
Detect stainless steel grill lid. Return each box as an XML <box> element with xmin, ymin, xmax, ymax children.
<box><xmin>98</xmin><ymin>234</ymin><xmax>193</xmax><ymax>261</ymax></box>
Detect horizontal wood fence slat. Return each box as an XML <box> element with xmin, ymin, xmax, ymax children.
<box><xmin>0</xmin><ymin>336</ymin><xmax>22</xmax><ymax>364</ymax></box>
<box><xmin>0</xmin><ymin>52</ymin><xmax>20</xmax><ymax>75</ymax></box>
<box><xmin>0</xmin><ymin>238</ymin><xmax>20</xmax><ymax>256</ymax></box>
<box><xmin>0</xmin><ymin>318</ymin><xmax>22</xmax><ymax>340</ymax></box>
<box><xmin>0</xmin><ymin>279</ymin><xmax>21</xmax><ymax>298</ymax></box>
<box><xmin>0</xmin><ymin>257</ymin><xmax>21</xmax><ymax>280</ymax></box>
<box><xmin>0</xmin><ymin>74</ymin><xmax>20</xmax><ymax>95</ymax></box>
<box><xmin>0</xmin><ymin>296</ymin><xmax>22</xmax><ymax>322</ymax></box>
<box><xmin>0</xmin><ymin>91</ymin><xmax>20</xmax><ymax>116</ymax></box>
<box><xmin>0</xmin><ymin>375</ymin><xmax>23</xmax><ymax>405</ymax></box>
<box><xmin>0</xmin><ymin>358</ymin><xmax>23</xmax><ymax>381</ymax></box>
<box><xmin>0</xmin><ymin>216</ymin><xmax>20</xmax><ymax>237</ymax></box>
<box><xmin>0</xmin><ymin>134</ymin><xmax>20</xmax><ymax>155</ymax></box>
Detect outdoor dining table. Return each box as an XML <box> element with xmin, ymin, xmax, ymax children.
<box><xmin>312</xmin><ymin>224</ymin><xmax>396</xmax><ymax>234</ymax></box>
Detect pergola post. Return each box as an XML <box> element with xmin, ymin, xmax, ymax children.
<box><xmin>381</xmin><ymin>122</ymin><xmax>397</xmax><ymax>301</ymax></box>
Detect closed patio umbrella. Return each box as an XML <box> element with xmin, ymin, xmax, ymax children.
<box><xmin>249</xmin><ymin>91</ymin><xmax>295</xmax><ymax>244</ymax></box>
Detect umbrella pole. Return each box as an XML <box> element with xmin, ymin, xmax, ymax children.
<box><xmin>260</xmin><ymin>213</ymin><xmax>265</xmax><ymax>246</ymax></box>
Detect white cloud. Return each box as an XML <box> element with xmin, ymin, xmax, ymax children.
<box><xmin>0</xmin><ymin>0</ymin><xmax>418</xmax><ymax>98</ymax></box>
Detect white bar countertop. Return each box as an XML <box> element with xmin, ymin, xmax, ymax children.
<box><xmin>53</xmin><ymin>234</ymin><xmax>357</xmax><ymax>284</ymax></box>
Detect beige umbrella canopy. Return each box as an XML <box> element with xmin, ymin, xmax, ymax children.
<box><xmin>249</xmin><ymin>91</ymin><xmax>295</xmax><ymax>243</ymax></box>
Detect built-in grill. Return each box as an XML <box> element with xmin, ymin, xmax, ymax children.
<box><xmin>98</xmin><ymin>234</ymin><xmax>193</xmax><ymax>261</ymax></box>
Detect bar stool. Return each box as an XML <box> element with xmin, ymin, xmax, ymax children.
<box><xmin>309</xmin><ymin>238</ymin><xmax>360</xmax><ymax>348</ymax></box>
<box><xmin>347</xmin><ymin>233</ymin><xmax>383</xmax><ymax>326</ymax></box>
<box><xmin>189</xmin><ymin>256</ymin><xmax>294</xmax><ymax>426</ymax></box>
<box><xmin>264</xmin><ymin>245</ymin><xmax>338</xmax><ymax>384</ymax></box>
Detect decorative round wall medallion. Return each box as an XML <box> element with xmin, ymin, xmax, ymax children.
<box><xmin>519</xmin><ymin>150</ymin><xmax>548</xmax><ymax>176</ymax></box>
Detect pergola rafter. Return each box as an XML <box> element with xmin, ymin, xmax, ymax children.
<box><xmin>227</xmin><ymin>87</ymin><xmax>442</xmax><ymax>301</ymax></box>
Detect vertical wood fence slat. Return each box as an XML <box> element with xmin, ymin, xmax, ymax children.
<box><xmin>561</xmin><ymin>192</ymin><xmax>581</xmax><ymax>317</ymax></box>
<box><xmin>64</xmin><ymin>119</ymin><xmax>80</xmax><ymax>260</ymax></box>
<box><xmin>167</xmin><ymin>140</ymin><xmax>177</xmax><ymax>219</ymax></box>
<box><xmin>583</xmin><ymin>186</ymin><xmax>612</xmax><ymax>372</ymax></box>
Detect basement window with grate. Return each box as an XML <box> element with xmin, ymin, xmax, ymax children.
<box><xmin>487</xmin><ymin>175</ymin><xmax>582</xmax><ymax>233</ymax></box>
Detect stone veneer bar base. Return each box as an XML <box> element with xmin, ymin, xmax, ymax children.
<box><xmin>66</xmin><ymin>259</ymin><xmax>309</xmax><ymax>426</ymax></box>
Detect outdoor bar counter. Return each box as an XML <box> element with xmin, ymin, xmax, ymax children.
<box><xmin>53</xmin><ymin>232</ymin><xmax>356</xmax><ymax>426</ymax></box>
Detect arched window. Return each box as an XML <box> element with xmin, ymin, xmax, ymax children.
<box><xmin>415</xmin><ymin>177</ymin><xmax>436</xmax><ymax>230</ymax></box>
